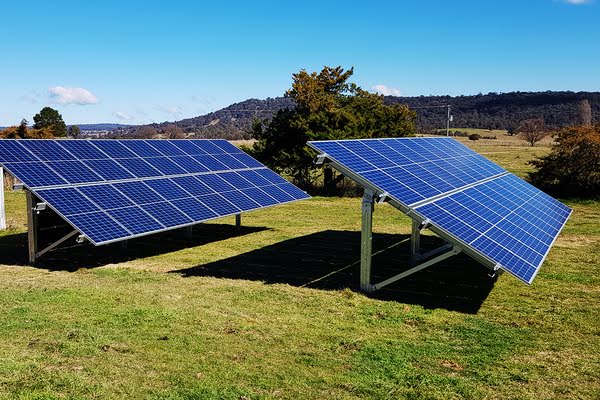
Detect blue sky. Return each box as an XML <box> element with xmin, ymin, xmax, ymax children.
<box><xmin>1</xmin><ymin>0</ymin><xmax>598</xmax><ymax>126</ymax></box>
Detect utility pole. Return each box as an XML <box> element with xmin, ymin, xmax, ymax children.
<box><xmin>446</xmin><ymin>105</ymin><xmax>452</xmax><ymax>136</ymax></box>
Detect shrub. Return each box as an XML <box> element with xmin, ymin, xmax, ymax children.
<box><xmin>528</xmin><ymin>125</ymin><xmax>600</xmax><ymax>198</ymax></box>
<box><xmin>468</xmin><ymin>133</ymin><xmax>481</xmax><ymax>141</ymax></box>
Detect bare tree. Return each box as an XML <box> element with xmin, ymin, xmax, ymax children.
<box><xmin>134</xmin><ymin>125</ymin><xmax>159</xmax><ymax>139</ymax></box>
<box><xmin>518</xmin><ymin>118</ymin><xmax>548</xmax><ymax>147</ymax></box>
<box><xmin>579</xmin><ymin>99</ymin><xmax>592</xmax><ymax>126</ymax></box>
<box><xmin>163</xmin><ymin>124</ymin><xmax>186</xmax><ymax>139</ymax></box>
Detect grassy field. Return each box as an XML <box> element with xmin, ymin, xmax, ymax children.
<box><xmin>0</xmin><ymin>147</ymin><xmax>599</xmax><ymax>399</ymax></box>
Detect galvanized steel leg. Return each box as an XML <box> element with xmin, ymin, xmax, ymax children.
<box><xmin>410</xmin><ymin>219</ymin><xmax>420</xmax><ymax>267</ymax></box>
<box><xmin>235</xmin><ymin>214</ymin><xmax>241</xmax><ymax>231</ymax></box>
<box><xmin>0</xmin><ymin>167</ymin><xmax>5</xmax><ymax>230</ymax></box>
<box><xmin>26</xmin><ymin>191</ymin><xmax>38</xmax><ymax>265</ymax></box>
<box><xmin>360</xmin><ymin>190</ymin><xmax>375</xmax><ymax>292</ymax></box>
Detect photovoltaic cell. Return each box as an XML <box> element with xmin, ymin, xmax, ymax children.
<box><xmin>108</xmin><ymin>206</ymin><xmax>163</xmax><ymax>234</ymax></box>
<box><xmin>0</xmin><ymin>141</ymin><xmax>36</xmax><ymax>163</ymax></box>
<box><xmin>36</xmin><ymin>187</ymin><xmax>100</xmax><ymax>216</ymax></box>
<box><xmin>308</xmin><ymin>137</ymin><xmax>571</xmax><ymax>284</ymax></box>
<box><xmin>79</xmin><ymin>185</ymin><xmax>135</xmax><ymax>209</ymax></box>
<box><xmin>47</xmin><ymin>161</ymin><xmax>104</xmax><ymax>184</ymax></box>
<box><xmin>2</xmin><ymin>162</ymin><xmax>67</xmax><ymax>187</ymax></box>
<box><xmin>57</xmin><ymin>140</ymin><xmax>108</xmax><ymax>160</ymax></box>
<box><xmin>120</xmin><ymin>140</ymin><xmax>164</xmax><ymax>157</ymax></box>
<box><xmin>0</xmin><ymin>139</ymin><xmax>309</xmax><ymax>246</ymax></box>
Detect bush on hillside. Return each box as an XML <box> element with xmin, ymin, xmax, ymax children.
<box><xmin>528</xmin><ymin>125</ymin><xmax>600</xmax><ymax>198</ymax></box>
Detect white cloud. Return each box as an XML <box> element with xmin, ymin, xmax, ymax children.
<box><xmin>48</xmin><ymin>86</ymin><xmax>99</xmax><ymax>105</ymax></box>
<box><xmin>372</xmin><ymin>84</ymin><xmax>402</xmax><ymax>96</ymax></box>
<box><xmin>561</xmin><ymin>0</ymin><xmax>593</xmax><ymax>4</ymax></box>
<box><xmin>114</xmin><ymin>111</ymin><xmax>133</xmax><ymax>121</ymax></box>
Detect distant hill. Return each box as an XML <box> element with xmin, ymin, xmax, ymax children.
<box><xmin>77</xmin><ymin>123</ymin><xmax>132</xmax><ymax>131</ymax></box>
<box><xmin>108</xmin><ymin>91</ymin><xmax>600</xmax><ymax>139</ymax></box>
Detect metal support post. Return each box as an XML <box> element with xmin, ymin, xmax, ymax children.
<box><xmin>360</xmin><ymin>190</ymin><xmax>375</xmax><ymax>292</ymax></box>
<box><xmin>0</xmin><ymin>167</ymin><xmax>5</xmax><ymax>230</ymax></box>
<box><xmin>186</xmin><ymin>226</ymin><xmax>193</xmax><ymax>240</ymax></box>
<box><xmin>410</xmin><ymin>219</ymin><xmax>420</xmax><ymax>266</ymax></box>
<box><xmin>26</xmin><ymin>191</ymin><xmax>38</xmax><ymax>264</ymax></box>
<box><xmin>235</xmin><ymin>214</ymin><xmax>241</xmax><ymax>231</ymax></box>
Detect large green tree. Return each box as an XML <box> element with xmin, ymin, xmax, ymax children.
<box><xmin>251</xmin><ymin>66</ymin><xmax>416</xmax><ymax>191</ymax></box>
<box><xmin>33</xmin><ymin>107</ymin><xmax>67</xmax><ymax>137</ymax></box>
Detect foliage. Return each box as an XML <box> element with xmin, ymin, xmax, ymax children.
<box><xmin>529</xmin><ymin>125</ymin><xmax>600</xmax><ymax>197</ymax></box>
<box><xmin>250</xmin><ymin>66</ymin><xmax>416</xmax><ymax>189</ymax></box>
<box><xmin>0</xmin><ymin>121</ymin><xmax>54</xmax><ymax>139</ymax></box>
<box><xmin>32</xmin><ymin>107</ymin><xmax>67</xmax><ymax>137</ymax></box>
<box><xmin>518</xmin><ymin>118</ymin><xmax>548</xmax><ymax>146</ymax></box>
<box><xmin>468</xmin><ymin>133</ymin><xmax>481</xmax><ymax>141</ymax></box>
<box><xmin>68</xmin><ymin>125</ymin><xmax>81</xmax><ymax>138</ymax></box>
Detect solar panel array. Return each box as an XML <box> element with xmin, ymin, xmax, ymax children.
<box><xmin>0</xmin><ymin>139</ymin><xmax>309</xmax><ymax>245</ymax></box>
<box><xmin>308</xmin><ymin>137</ymin><xmax>571</xmax><ymax>284</ymax></box>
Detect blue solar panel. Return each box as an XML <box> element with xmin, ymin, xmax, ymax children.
<box><xmin>120</xmin><ymin>140</ymin><xmax>164</xmax><ymax>157</ymax></box>
<box><xmin>212</xmin><ymin>140</ymin><xmax>242</xmax><ymax>153</ymax></box>
<box><xmin>47</xmin><ymin>161</ymin><xmax>104</xmax><ymax>184</ymax></box>
<box><xmin>114</xmin><ymin>181</ymin><xmax>165</xmax><ymax>204</ymax></box>
<box><xmin>170</xmin><ymin>156</ymin><xmax>209</xmax><ymax>173</ymax></box>
<box><xmin>79</xmin><ymin>185</ymin><xmax>135</xmax><ymax>209</ymax></box>
<box><xmin>145</xmin><ymin>179</ymin><xmax>191</xmax><ymax>201</ymax></box>
<box><xmin>171</xmin><ymin>176</ymin><xmax>214</xmax><ymax>196</ymax></box>
<box><xmin>108</xmin><ymin>206</ymin><xmax>163</xmax><ymax>234</ymax></box>
<box><xmin>0</xmin><ymin>141</ymin><xmax>36</xmax><ymax>163</ymax></box>
<box><xmin>170</xmin><ymin>140</ymin><xmax>207</xmax><ymax>156</ymax></box>
<box><xmin>308</xmin><ymin>137</ymin><xmax>571</xmax><ymax>284</ymax></box>
<box><xmin>92</xmin><ymin>141</ymin><xmax>137</xmax><ymax>158</ymax></box>
<box><xmin>196</xmin><ymin>194</ymin><xmax>240</xmax><ymax>216</ymax></box>
<box><xmin>116</xmin><ymin>158</ymin><xmax>163</xmax><ymax>178</ymax></box>
<box><xmin>147</xmin><ymin>140</ymin><xmax>186</xmax><ymax>156</ymax></box>
<box><xmin>241</xmin><ymin>187</ymin><xmax>279</xmax><ymax>206</ymax></box>
<box><xmin>57</xmin><ymin>141</ymin><xmax>108</xmax><ymax>160</ymax></box>
<box><xmin>0</xmin><ymin>139</ymin><xmax>309</xmax><ymax>245</ymax></box>
<box><xmin>309</xmin><ymin>138</ymin><xmax>506</xmax><ymax>207</ymax></box>
<box><xmin>416</xmin><ymin>174</ymin><xmax>571</xmax><ymax>284</ymax></box>
<box><xmin>36</xmin><ymin>187</ymin><xmax>100</xmax><ymax>216</ymax></box>
<box><xmin>221</xmin><ymin>190</ymin><xmax>261</xmax><ymax>211</ymax></box>
<box><xmin>85</xmin><ymin>159</ymin><xmax>135</xmax><ymax>180</ymax></box>
<box><xmin>216</xmin><ymin>154</ymin><xmax>247</xmax><ymax>169</ymax></box>
<box><xmin>171</xmin><ymin>197</ymin><xmax>218</xmax><ymax>221</ymax></box>
<box><xmin>192</xmin><ymin>155</ymin><xmax>229</xmax><ymax>171</ymax></box>
<box><xmin>144</xmin><ymin>157</ymin><xmax>187</xmax><ymax>175</ymax></box>
<box><xmin>191</xmin><ymin>140</ymin><xmax>223</xmax><ymax>154</ymax></box>
<box><xmin>195</xmin><ymin>174</ymin><xmax>236</xmax><ymax>192</ymax></box>
<box><xmin>19</xmin><ymin>140</ymin><xmax>75</xmax><ymax>161</ymax></box>
<box><xmin>2</xmin><ymin>162</ymin><xmax>68</xmax><ymax>187</ymax></box>
<box><xmin>66</xmin><ymin>211</ymin><xmax>131</xmax><ymax>243</ymax></box>
<box><xmin>219</xmin><ymin>172</ymin><xmax>254</xmax><ymax>189</ymax></box>
<box><xmin>144</xmin><ymin>202</ymin><xmax>193</xmax><ymax>227</ymax></box>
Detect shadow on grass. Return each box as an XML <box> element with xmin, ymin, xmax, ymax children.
<box><xmin>172</xmin><ymin>230</ymin><xmax>496</xmax><ymax>314</ymax></box>
<box><xmin>0</xmin><ymin>223</ymin><xmax>268</xmax><ymax>270</ymax></box>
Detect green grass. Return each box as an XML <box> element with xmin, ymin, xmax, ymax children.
<box><xmin>0</xmin><ymin>147</ymin><xmax>599</xmax><ymax>399</ymax></box>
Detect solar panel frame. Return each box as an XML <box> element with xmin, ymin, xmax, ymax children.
<box><xmin>308</xmin><ymin>137</ymin><xmax>571</xmax><ymax>285</ymax></box>
<box><xmin>0</xmin><ymin>138</ymin><xmax>310</xmax><ymax>247</ymax></box>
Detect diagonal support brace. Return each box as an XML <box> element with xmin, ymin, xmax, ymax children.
<box><xmin>371</xmin><ymin>246</ymin><xmax>462</xmax><ymax>291</ymax></box>
<box><xmin>36</xmin><ymin>230</ymin><xmax>79</xmax><ymax>259</ymax></box>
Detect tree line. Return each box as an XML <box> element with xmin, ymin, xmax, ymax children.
<box><xmin>1</xmin><ymin>107</ymin><xmax>80</xmax><ymax>139</ymax></box>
